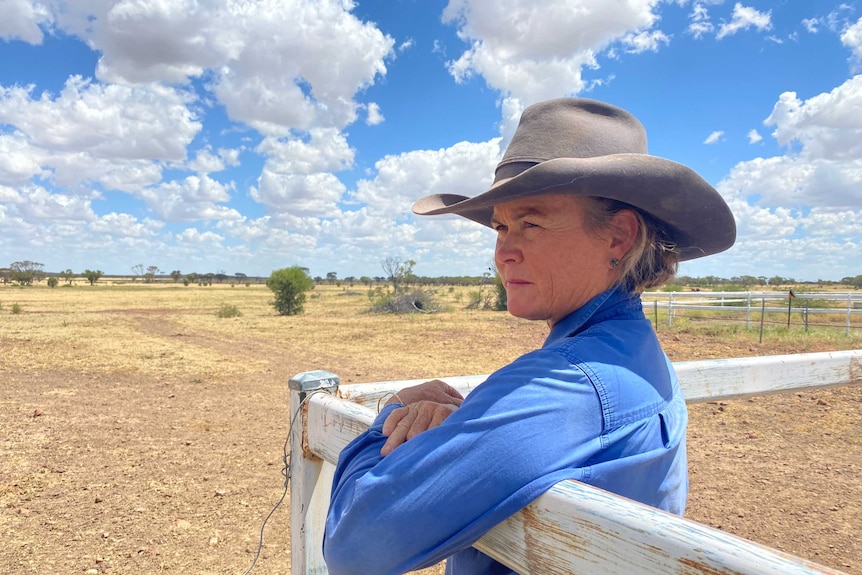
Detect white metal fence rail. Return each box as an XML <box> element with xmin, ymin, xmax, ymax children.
<box><xmin>640</xmin><ymin>291</ymin><xmax>862</xmax><ymax>333</ymax></box>
<box><xmin>289</xmin><ymin>349</ymin><xmax>862</xmax><ymax>575</ymax></box>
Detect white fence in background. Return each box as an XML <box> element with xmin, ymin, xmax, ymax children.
<box><xmin>641</xmin><ymin>291</ymin><xmax>862</xmax><ymax>333</ymax></box>
<box><xmin>288</xmin><ymin>349</ymin><xmax>862</xmax><ymax>575</ymax></box>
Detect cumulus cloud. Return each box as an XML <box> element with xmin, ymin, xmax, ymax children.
<box><xmin>89</xmin><ymin>212</ymin><xmax>164</xmax><ymax>239</ymax></box>
<box><xmin>188</xmin><ymin>147</ymin><xmax>242</xmax><ymax>174</ymax></box>
<box><xmin>0</xmin><ymin>0</ymin><xmax>53</xmax><ymax>44</ymax></box>
<box><xmin>841</xmin><ymin>17</ymin><xmax>862</xmax><ymax>66</ymax></box>
<box><xmin>366</xmin><ymin>102</ymin><xmax>385</xmax><ymax>126</ymax></box>
<box><xmin>765</xmin><ymin>75</ymin><xmax>862</xmax><ymax>161</ymax></box>
<box><xmin>138</xmin><ymin>175</ymin><xmax>242</xmax><ymax>222</ymax></box>
<box><xmin>255</xmin><ymin>129</ymin><xmax>354</xmax><ymax>175</ymax></box>
<box><xmin>349</xmin><ymin>139</ymin><xmax>502</xmax><ymax>219</ymax></box>
<box><xmin>0</xmin><ymin>76</ymin><xmax>201</xmax><ymax>169</ymax></box>
<box><xmin>716</xmin><ymin>3</ymin><xmax>772</xmax><ymax>40</ymax></box>
<box><xmin>442</xmin><ymin>0</ymin><xmax>663</xmax><ymax>104</ymax></box>
<box><xmin>747</xmin><ymin>129</ymin><xmax>763</xmax><ymax>144</ymax></box>
<box><xmin>25</xmin><ymin>0</ymin><xmax>394</xmax><ymax>136</ymax></box>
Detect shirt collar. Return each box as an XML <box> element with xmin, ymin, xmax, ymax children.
<box><xmin>543</xmin><ymin>285</ymin><xmax>638</xmax><ymax>347</ymax></box>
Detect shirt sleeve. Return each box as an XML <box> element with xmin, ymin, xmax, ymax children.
<box><xmin>323</xmin><ymin>348</ymin><xmax>605</xmax><ymax>575</ymax></box>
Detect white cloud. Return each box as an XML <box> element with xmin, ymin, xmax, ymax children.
<box><xmin>207</xmin><ymin>0</ymin><xmax>395</xmax><ymax>135</ymax></box>
<box><xmin>138</xmin><ymin>175</ymin><xmax>242</xmax><ymax>222</ymax></box>
<box><xmin>747</xmin><ymin>129</ymin><xmax>763</xmax><ymax>144</ymax></box>
<box><xmin>25</xmin><ymin>0</ymin><xmax>394</xmax><ymax>136</ymax></box>
<box><xmin>621</xmin><ymin>30</ymin><xmax>670</xmax><ymax>53</ymax></box>
<box><xmin>366</xmin><ymin>102</ymin><xmax>385</xmax><ymax>126</ymax></box>
<box><xmin>0</xmin><ymin>0</ymin><xmax>53</xmax><ymax>44</ymax></box>
<box><xmin>0</xmin><ymin>133</ymin><xmax>48</xmax><ymax>184</ymax></box>
<box><xmin>0</xmin><ymin>75</ymin><xmax>201</xmax><ymax>193</ymax></box>
<box><xmin>687</xmin><ymin>2</ymin><xmax>714</xmax><ymax>39</ymax></box>
<box><xmin>8</xmin><ymin>184</ymin><xmax>96</xmax><ymax>221</ymax></box>
<box><xmin>250</xmin><ymin>171</ymin><xmax>347</xmax><ymax>218</ymax></box>
<box><xmin>442</xmin><ymin>0</ymin><xmax>663</xmax><ymax>104</ymax></box>
<box><xmin>255</xmin><ymin>129</ymin><xmax>354</xmax><ymax>175</ymax></box>
<box><xmin>841</xmin><ymin>17</ymin><xmax>862</xmax><ymax>65</ymax></box>
<box><xmin>188</xmin><ymin>147</ymin><xmax>241</xmax><ymax>174</ymax></box>
<box><xmin>704</xmin><ymin>130</ymin><xmax>724</xmax><ymax>144</ymax></box>
<box><xmin>716</xmin><ymin>3</ymin><xmax>772</xmax><ymax>40</ymax></box>
<box><xmin>802</xmin><ymin>18</ymin><xmax>819</xmax><ymax>34</ymax></box>
<box><xmin>89</xmin><ymin>213</ymin><xmax>164</xmax><ymax>239</ymax></box>
<box><xmin>765</xmin><ymin>75</ymin><xmax>862</xmax><ymax>161</ymax></box>
<box><xmin>350</xmin><ymin>139</ymin><xmax>502</xmax><ymax>219</ymax></box>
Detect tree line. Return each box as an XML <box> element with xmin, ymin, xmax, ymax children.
<box><xmin>3</xmin><ymin>260</ymin><xmax>861</xmax><ymax>290</ymax></box>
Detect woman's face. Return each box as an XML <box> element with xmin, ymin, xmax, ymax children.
<box><xmin>492</xmin><ymin>194</ymin><xmax>623</xmax><ymax>327</ymax></box>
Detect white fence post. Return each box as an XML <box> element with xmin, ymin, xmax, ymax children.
<box><xmin>288</xmin><ymin>370</ymin><xmax>340</xmax><ymax>575</ymax></box>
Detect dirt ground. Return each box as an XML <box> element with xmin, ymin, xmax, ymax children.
<box><xmin>1</xmin><ymin>285</ymin><xmax>860</xmax><ymax>574</ymax></box>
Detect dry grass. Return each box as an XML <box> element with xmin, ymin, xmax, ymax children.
<box><xmin>1</xmin><ymin>282</ymin><xmax>860</xmax><ymax>574</ymax></box>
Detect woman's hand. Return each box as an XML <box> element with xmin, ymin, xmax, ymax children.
<box><xmin>380</xmin><ymin>380</ymin><xmax>463</xmax><ymax>455</ymax></box>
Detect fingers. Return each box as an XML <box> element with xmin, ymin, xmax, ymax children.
<box><xmin>379</xmin><ymin>401</ymin><xmax>458</xmax><ymax>456</ymax></box>
<box><xmin>381</xmin><ymin>407</ymin><xmax>416</xmax><ymax>456</ymax></box>
<box><xmin>393</xmin><ymin>380</ymin><xmax>464</xmax><ymax>406</ymax></box>
<box><xmin>382</xmin><ymin>405</ymin><xmax>409</xmax><ymax>436</ymax></box>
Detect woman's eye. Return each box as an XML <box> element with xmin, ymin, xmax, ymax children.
<box><xmin>493</xmin><ymin>224</ymin><xmax>508</xmax><ymax>232</ymax></box>
<box><xmin>524</xmin><ymin>221</ymin><xmax>539</xmax><ymax>228</ymax></box>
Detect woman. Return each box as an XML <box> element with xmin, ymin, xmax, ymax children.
<box><xmin>324</xmin><ymin>98</ymin><xmax>736</xmax><ymax>574</ymax></box>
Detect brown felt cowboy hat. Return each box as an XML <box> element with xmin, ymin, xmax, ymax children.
<box><xmin>412</xmin><ymin>98</ymin><xmax>736</xmax><ymax>261</ymax></box>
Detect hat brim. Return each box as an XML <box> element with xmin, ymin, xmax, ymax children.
<box><xmin>412</xmin><ymin>153</ymin><xmax>736</xmax><ymax>262</ymax></box>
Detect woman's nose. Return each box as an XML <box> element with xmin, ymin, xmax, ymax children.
<box><xmin>495</xmin><ymin>233</ymin><xmax>523</xmax><ymax>264</ymax></box>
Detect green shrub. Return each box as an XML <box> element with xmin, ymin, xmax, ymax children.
<box><xmin>267</xmin><ymin>266</ymin><xmax>314</xmax><ymax>315</ymax></box>
<box><xmin>216</xmin><ymin>303</ymin><xmax>242</xmax><ymax>318</ymax></box>
<box><xmin>11</xmin><ymin>303</ymin><xmax>21</xmax><ymax>314</ymax></box>
<box><xmin>493</xmin><ymin>273</ymin><xmax>507</xmax><ymax>311</ymax></box>
<box><xmin>47</xmin><ymin>277</ymin><xmax>59</xmax><ymax>288</ymax></box>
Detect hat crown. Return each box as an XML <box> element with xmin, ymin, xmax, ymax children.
<box><xmin>496</xmin><ymin>98</ymin><xmax>648</xmax><ymax>182</ymax></box>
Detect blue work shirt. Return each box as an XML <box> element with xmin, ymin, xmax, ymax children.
<box><xmin>324</xmin><ymin>287</ymin><xmax>688</xmax><ymax>574</ymax></box>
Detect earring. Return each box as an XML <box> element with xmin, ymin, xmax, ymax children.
<box><xmin>609</xmin><ymin>258</ymin><xmax>620</xmax><ymax>268</ymax></box>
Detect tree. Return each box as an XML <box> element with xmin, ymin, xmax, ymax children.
<box><xmin>47</xmin><ymin>277</ymin><xmax>59</xmax><ymax>288</ymax></box>
<box><xmin>10</xmin><ymin>261</ymin><xmax>44</xmax><ymax>285</ymax></box>
<box><xmin>145</xmin><ymin>265</ymin><xmax>159</xmax><ymax>283</ymax></box>
<box><xmin>131</xmin><ymin>264</ymin><xmax>144</xmax><ymax>282</ymax></box>
<box><xmin>382</xmin><ymin>257</ymin><xmax>415</xmax><ymax>294</ymax></box>
<box><xmin>61</xmin><ymin>269</ymin><xmax>76</xmax><ymax>284</ymax></box>
<box><xmin>170</xmin><ymin>270</ymin><xmax>183</xmax><ymax>282</ymax></box>
<box><xmin>267</xmin><ymin>266</ymin><xmax>314</xmax><ymax>315</ymax></box>
<box><xmin>326</xmin><ymin>271</ymin><xmax>338</xmax><ymax>285</ymax></box>
<box><xmin>83</xmin><ymin>270</ymin><xmax>103</xmax><ymax>286</ymax></box>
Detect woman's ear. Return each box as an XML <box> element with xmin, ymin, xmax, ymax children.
<box><xmin>608</xmin><ymin>209</ymin><xmax>639</xmax><ymax>258</ymax></box>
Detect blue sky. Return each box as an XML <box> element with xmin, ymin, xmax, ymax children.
<box><xmin>1</xmin><ymin>0</ymin><xmax>861</xmax><ymax>282</ymax></box>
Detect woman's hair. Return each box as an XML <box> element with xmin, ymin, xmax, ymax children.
<box><xmin>581</xmin><ymin>197</ymin><xmax>680</xmax><ymax>294</ymax></box>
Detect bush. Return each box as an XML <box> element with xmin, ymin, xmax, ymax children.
<box><xmin>493</xmin><ymin>273</ymin><xmax>507</xmax><ymax>311</ymax></box>
<box><xmin>216</xmin><ymin>303</ymin><xmax>242</xmax><ymax>318</ymax></box>
<box><xmin>267</xmin><ymin>266</ymin><xmax>314</xmax><ymax>316</ymax></box>
<box><xmin>11</xmin><ymin>303</ymin><xmax>21</xmax><ymax>314</ymax></box>
<box><xmin>369</xmin><ymin>288</ymin><xmax>438</xmax><ymax>314</ymax></box>
<box><xmin>47</xmin><ymin>277</ymin><xmax>59</xmax><ymax>288</ymax></box>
